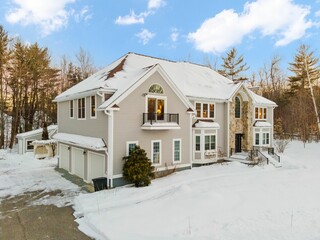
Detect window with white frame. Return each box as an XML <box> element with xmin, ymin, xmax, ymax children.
<box><xmin>91</xmin><ymin>95</ymin><xmax>96</xmax><ymax>118</ymax></box>
<box><xmin>78</xmin><ymin>98</ymin><xmax>86</xmax><ymax>119</ymax></box>
<box><xmin>151</xmin><ymin>140</ymin><xmax>161</xmax><ymax>164</ymax></box>
<box><xmin>26</xmin><ymin>140</ymin><xmax>34</xmax><ymax>151</ymax></box>
<box><xmin>204</xmin><ymin>135</ymin><xmax>216</xmax><ymax>151</ymax></box>
<box><xmin>195</xmin><ymin>135</ymin><xmax>201</xmax><ymax>151</ymax></box>
<box><xmin>254</xmin><ymin>129</ymin><xmax>270</xmax><ymax>146</ymax></box>
<box><xmin>173</xmin><ymin>139</ymin><xmax>181</xmax><ymax>162</ymax></box>
<box><xmin>255</xmin><ymin>107</ymin><xmax>267</xmax><ymax>119</ymax></box>
<box><xmin>69</xmin><ymin>100</ymin><xmax>74</xmax><ymax>118</ymax></box>
<box><xmin>195</xmin><ymin>102</ymin><xmax>214</xmax><ymax>118</ymax></box>
<box><xmin>235</xmin><ymin>97</ymin><xmax>241</xmax><ymax>118</ymax></box>
<box><xmin>126</xmin><ymin>141</ymin><xmax>138</xmax><ymax>156</ymax></box>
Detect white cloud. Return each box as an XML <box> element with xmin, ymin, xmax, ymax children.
<box><xmin>115</xmin><ymin>10</ymin><xmax>150</xmax><ymax>25</ymax></box>
<box><xmin>136</xmin><ymin>29</ymin><xmax>155</xmax><ymax>45</ymax></box>
<box><xmin>148</xmin><ymin>0</ymin><xmax>166</xmax><ymax>10</ymax></box>
<box><xmin>170</xmin><ymin>28</ymin><xmax>179</xmax><ymax>42</ymax></box>
<box><xmin>74</xmin><ymin>6</ymin><xmax>92</xmax><ymax>23</ymax></box>
<box><xmin>5</xmin><ymin>0</ymin><xmax>90</xmax><ymax>36</ymax></box>
<box><xmin>188</xmin><ymin>0</ymin><xmax>313</xmax><ymax>53</ymax></box>
<box><xmin>316</xmin><ymin>10</ymin><xmax>320</xmax><ymax>17</ymax></box>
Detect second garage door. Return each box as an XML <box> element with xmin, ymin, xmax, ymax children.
<box><xmin>87</xmin><ymin>152</ymin><xmax>105</xmax><ymax>183</ymax></box>
<box><xmin>71</xmin><ymin>147</ymin><xmax>85</xmax><ymax>179</ymax></box>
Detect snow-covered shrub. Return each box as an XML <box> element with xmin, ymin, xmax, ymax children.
<box><xmin>123</xmin><ymin>145</ymin><xmax>155</xmax><ymax>187</ymax></box>
<box><xmin>274</xmin><ymin>139</ymin><xmax>290</xmax><ymax>153</ymax></box>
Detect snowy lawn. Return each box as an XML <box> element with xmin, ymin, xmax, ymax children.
<box><xmin>74</xmin><ymin>141</ymin><xmax>320</xmax><ymax>240</ymax></box>
<box><xmin>0</xmin><ymin>151</ymin><xmax>80</xmax><ymax>207</ymax></box>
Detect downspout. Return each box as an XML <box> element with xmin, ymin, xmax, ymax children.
<box><xmin>227</xmin><ymin>101</ymin><xmax>230</xmax><ymax>158</ymax></box>
<box><xmin>104</xmin><ymin>109</ymin><xmax>114</xmax><ymax>188</ymax></box>
<box><xmin>188</xmin><ymin>112</ymin><xmax>193</xmax><ymax>169</ymax></box>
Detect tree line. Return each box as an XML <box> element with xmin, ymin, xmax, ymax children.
<box><xmin>0</xmin><ymin>26</ymin><xmax>95</xmax><ymax>149</ymax></box>
<box><xmin>0</xmin><ymin>23</ymin><xmax>319</xmax><ymax>149</ymax></box>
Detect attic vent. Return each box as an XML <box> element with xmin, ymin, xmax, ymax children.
<box><xmin>149</xmin><ymin>84</ymin><xmax>164</xmax><ymax>94</ymax></box>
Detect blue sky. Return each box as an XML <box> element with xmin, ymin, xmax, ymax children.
<box><xmin>0</xmin><ymin>0</ymin><xmax>320</xmax><ymax>75</ymax></box>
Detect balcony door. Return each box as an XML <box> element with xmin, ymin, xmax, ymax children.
<box><xmin>148</xmin><ymin>97</ymin><xmax>165</xmax><ymax>121</ymax></box>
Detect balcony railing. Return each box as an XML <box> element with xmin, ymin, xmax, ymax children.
<box><xmin>142</xmin><ymin>113</ymin><xmax>179</xmax><ymax>125</ymax></box>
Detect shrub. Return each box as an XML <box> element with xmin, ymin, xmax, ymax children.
<box><xmin>123</xmin><ymin>145</ymin><xmax>155</xmax><ymax>187</ymax></box>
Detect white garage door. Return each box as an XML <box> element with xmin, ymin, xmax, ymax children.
<box><xmin>59</xmin><ymin>144</ymin><xmax>70</xmax><ymax>171</ymax></box>
<box><xmin>71</xmin><ymin>147</ymin><xmax>85</xmax><ymax>179</ymax></box>
<box><xmin>88</xmin><ymin>152</ymin><xmax>105</xmax><ymax>183</ymax></box>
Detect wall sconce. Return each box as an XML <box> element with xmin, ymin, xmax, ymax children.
<box><xmin>83</xmin><ymin>150</ymin><xmax>87</xmax><ymax>155</ymax></box>
<box><xmin>142</xmin><ymin>93</ymin><xmax>148</xmax><ymax>97</ymax></box>
<box><xmin>68</xmin><ymin>147</ymin><xmax>70</xmax><ymax>150</ymax></box>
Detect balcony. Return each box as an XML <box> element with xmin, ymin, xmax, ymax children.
<box><xmin>141</xmin><ymin>113</ymin><xmax>180</xmax><ymax>130</ymax></box>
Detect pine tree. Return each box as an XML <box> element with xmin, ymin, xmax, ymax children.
<box><xmin>123</xmin><ymin>145</ymin><xmax>155</xmax><ymax>187</ymax></box>
<box><xmin>218</xmin><ymin>47</ymin><xmax>249</xmax><ymax>83</ymax></box>
<box><xmin>288</xmin><ymin>44</ymin><xmax>320</xmax><ymax>95</ymax></box>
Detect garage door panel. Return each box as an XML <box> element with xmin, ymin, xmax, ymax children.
<box><xmin>71</xmin><ymin>147</ymin><xmax>85</xmax><ymax>179</ymax></box>
<box><xmin>88</xmin><ymin>152</ymin><xmax>105</xmax><ymax>183</ymax></box>
<box><xmin>59</xmin><ymin>144</ymin><xmax>70</xmax><ymax>171</ymax></box>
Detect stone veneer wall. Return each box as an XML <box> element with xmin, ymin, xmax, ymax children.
<box><xmin>229</xmin><ymin>91</ymin><xmax>254</xmax><ymax>152</ymax></box>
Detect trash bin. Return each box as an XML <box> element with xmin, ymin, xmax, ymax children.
<box><xmin>92</xmin><ymin>177</ymin><xmax>108</xmax><ymax>191</ymax></box>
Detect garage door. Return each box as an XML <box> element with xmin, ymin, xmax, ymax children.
<box><xmin>71</xmin><ymin>147</ymin><xmax>85</xmax><ymax>179</ymax></box>
<box><xmin>88</xmin><ymin>152</ymin><xmax>105</xmax><ymax>183</ymax></box>
<box><xmin>59</xmin><ymin>144</ymin><xmax>70</xmax><ymax>171</ymax></box>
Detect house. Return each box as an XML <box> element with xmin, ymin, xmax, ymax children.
<box><xmin>53</xmin><ymin>52</ymin><xmax>277</xmax><ymax>188</ymax></box>
<box><xmin>16</xmin><ymin>125</ymin><xmax>58</xmax><ymax>154</ymax></box>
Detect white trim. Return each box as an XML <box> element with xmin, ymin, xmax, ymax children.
<box><xmin>253</xmin><ymin>128</ymin><xmax>271</xmax><ymax>147</ymax></box>
<box><xmin>99</xmin><ymin>64</ymin><xmax>194</xmax><ymax>111</ymax></box>
<box><xmin>26</xmin><ymin>139</ymin><xmax>35</xmax><ymax>152</ymax></box>
<box><xmin>113</xmin><ymin>174</ymin><xmax>123</xmax><ymax>178</ymax></box>
<box><xmin>195</xmin><ymin>102</ymin><xmax>215</xmax><ymax>119</ymax></box>
<box><xmin>172</xmin><ymin>139</ymin><xmax>182</xmax><ymax>164</ymax></box>
<box><xmin>77</xmin><ymin>97</ymin><xmax>86</xmax><ymax>120</ymax></box>
<box><xmin>227</xmin><ymin>101</ymin><xmax>230</xmax><ymax>158</ymax></box>
<box><xmin>59</xmin><ymin>143</ymin><xmax>70</xmax><ymax>171</ymax></box>
<box><xmin>107</xmin><ymin>110</ymin><xmax>114</xmax><ymax>188</ymax></box>
<box><xmin>69</xmin><ymin>100</ymin><xmax>74</xmax><ymax>119</ymax></box>
<box><xmin>90</xmin><ymin>95</ymin><xmax>97</xmax><ymax>119</ymax></box>
<box><xmin>148</xmin><ymin>83</ymin><xmax>165</xmax><ymax>94</ymax></box>
<box><xmin>254</xmin><ymin>107</ymin><xmax>267</xmax><ymax>120</ymax></box>
<box><xmin>189</xmin><ymin>113</ymin><xmax>193</xmax><ymax>169</ymax></box>
<box><xmin>71</xmin><ymin>147</ymin><xmax>85</xmax><ymax>178</ymax></box>
<box><xmin>126</xmin><ymin>141</ymin><xmax>139</xmax><ymax>156</ymax></box>
<box><xmin>145</xmin><ymin>95</ymin><xmax>167</xmax><ymax>114</ymax></box>
<box><xmin>151</xmin><ymin>140</ymin><xmax>161</xmax><ymax>166</ymax></box>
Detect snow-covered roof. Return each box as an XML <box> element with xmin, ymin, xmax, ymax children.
<box><xmin>53</xmin><ymin>133</ymin><xmax>106</xmax><ymax>151</ymax></box>
<box><xmin>54</xmin><ymin>52</ymin><xmax>275</xmax><ymax>108</ymax></box>
<box><xmin>16</xmin><ymin>125</ymin><xmax>58</xmax><ymax>139</ymax></box>
<box><xmin>254</xmin><ymin>121</ymin><xmax>272</xmax><ymax>127</ymax></box>
<box><xmin>250</xmin><ymin>91</ymin><xmax>277</xmax><ymax>107</ymax></box>
<box><xmin>193</xmin><ymin>120</ymin><xmax>220</xmax><ymax>129</ymax></box>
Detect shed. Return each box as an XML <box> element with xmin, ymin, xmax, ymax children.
<box><xmin>16</xmin><ymin>125</ymin><xmax>58</xmax><ymax>154</ymax></box>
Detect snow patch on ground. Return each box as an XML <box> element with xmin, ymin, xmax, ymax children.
<box><xmin>74</xmin><ymin>141</ymin><xmax>320</xmax><ymax>240</ymax></box>
<box><xmin>0</xmin><ymin>150</ymin><xmax>80</xmax><ymax>207</ymax></box>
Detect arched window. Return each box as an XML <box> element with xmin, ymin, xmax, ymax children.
<box><xmin>235</xmin><ymin>96</ymin><xmax>241</xmax><ymax>118</ymax></box>
<box><xmin>149</xmin><ymin>84</ymin><xmax>164</xmax><ymax>94</ymax></box>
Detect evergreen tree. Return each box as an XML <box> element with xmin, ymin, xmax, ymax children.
<box><xmin>123</xmin><ymin>145</ymin><xmax>155</xmax><ymax>187</ymax></box>
<box><xmin>218</xmin><ymin>47</ymin><xmax>249</xmax><ymax>83</ymax></box>
<box><xmin>288</xmin><ymin>44</ymin><xmax>320</xmax><ymax>95</ymax></box>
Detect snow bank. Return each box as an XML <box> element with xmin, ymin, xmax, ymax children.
<box><xmin>74</xmin><ymin>141</ymin><xmax>320</xmax><ymax>240</ymax></box>
<box><xmin>53</xmin><ymin>133</ymin><xmax>106</xmax><ymax>150</ymax></box>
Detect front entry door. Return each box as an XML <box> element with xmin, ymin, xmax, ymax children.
<box><xmin>235</xmin><ymin>134</ymin><xmax>242</xmax><ymax>153</ymax></box>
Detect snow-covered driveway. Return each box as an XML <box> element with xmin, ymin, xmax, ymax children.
<box><xmin>74</xmin><ymin>141</ymin><xmax>320</xmax><ymax>240</ymax></box>
<box><xmin>0</xmin><ymin>151</ymin><xmax>80</xmax><ymax>206</ymax></box>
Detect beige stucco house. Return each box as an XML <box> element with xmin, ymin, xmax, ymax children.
<box><xmin>53</xmin><ymin>52</ymin><xmax>277</xmax><ymax>188</ymax></box>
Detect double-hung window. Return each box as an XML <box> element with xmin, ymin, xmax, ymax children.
<box><xmin>152</xmin><ymin>140</ymin><xmax>161</xmax><ymax>164</ymax></box>
<box><xmin>173</xmin><ymin>139</ymin><xmax>181</xmax><ymax>163</ymax></box>
<box><xmin>205</xmin><ymin>135</ymin><xmax>216</xmax><ymax>151</ymax></box>
<box><xmin>78</xmin><ymin>98</ymin><xmax>86</xmax><ymax>119</ymax></box>
<box><xmin>195</xmin><ymin>135</ymin><xmax>201</xmax><ymax>151</ymax></box>
<box><xmin>126</xmin><ymin>141</ymin><xmax>138</xmax><ymax>156</ymax></box>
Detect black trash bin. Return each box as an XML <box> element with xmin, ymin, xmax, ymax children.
<box><xmin>92</xmin><ymin>177</ymin><xmax>108</xmax><ymax>191</ymax></box>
